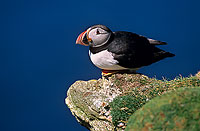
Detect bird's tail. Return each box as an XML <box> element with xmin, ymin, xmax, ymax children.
<box><xmin>153</xmin><ymin>47</ymin><xmax>175</xmax><ymax>63</ymax></box>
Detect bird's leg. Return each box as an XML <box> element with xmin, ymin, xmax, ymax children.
<box><xmin>101</xmin><ymin>70</ymin><xmax>119</xmax><ymax>76</ymax></box>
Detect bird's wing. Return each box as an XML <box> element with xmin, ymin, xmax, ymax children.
<box><xmin>108</xmin><ymin>32</ymin><xmax>150</xmax><ymax>54</ymax></box>
<box><xmin>108</xmin><ymin>31</ymin><xmax>153</xmax><ymax>68</ymax></box>
<box><xmin>148</xmin><ymin>38</ymin><xmax>167</xmax><ymax>45</ymax></box>
<box><xmin>108</xmin><ymin>32</ymin><xmax>174</xmax><ymax>68</ymax></box>
<box><xmin>139</xmin><ymin>35</ymin><xmax>167</xmax><ymax>45</ymax></box>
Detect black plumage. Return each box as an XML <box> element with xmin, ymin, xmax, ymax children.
<box><xmin>90</xmin><ymin>31</ymin><xmax>174</xmax><ymax>69</ymax></box>
<box><xmin>76</xmin><ymin>24</ymin><xmax>175</xmax><ymax>72</ymax></box>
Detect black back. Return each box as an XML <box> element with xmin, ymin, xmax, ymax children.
<box><xmin>90</xmin><ymin>31</ymin><xmax>175</xmax><ymax>69</ymax></box>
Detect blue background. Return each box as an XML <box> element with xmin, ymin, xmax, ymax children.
<box><xmin>1</xmin><ymin>0</ymin><xmax>200</xmax><ymax>130</ymax></box>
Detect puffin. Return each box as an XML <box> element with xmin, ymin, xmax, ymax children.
<box><xmin>76</xmin><ymin>24</ymin><xmax>175</xmax><ymax>76</ymax></box>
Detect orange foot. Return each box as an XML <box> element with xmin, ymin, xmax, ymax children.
<box><xmin>102</xmin><ymin>70</ymin><xmax>119</xmax><ymax>76</ymax></box>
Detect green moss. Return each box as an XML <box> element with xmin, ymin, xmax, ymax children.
<box><xmin>125</xmin><ymin>87</ymin><xmax>200</xmax><ymax>131</ymax></box>
<box><xmin>110</xmin><ymin>74</ymin><xmax>200</xmax><ymax>129</ymax></box>
<box><xmin>110</xmin><ymin>94</ymin><xmax>147</xmax><ymax>126</ymax></box>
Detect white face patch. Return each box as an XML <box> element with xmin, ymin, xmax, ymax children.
<box><xmin>89</xmin><ymin>50</ymin><xmax>127</xmax><ymax>70</ymax></box>
<box><xmin>88</xmin><ymin>28</ymin><xmax>111</xmax><ymax>47</ymax></box>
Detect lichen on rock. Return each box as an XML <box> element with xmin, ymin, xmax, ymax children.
<box><xmin>65</xmin><ymin>77</ymin><xmax>123</xmax><ymax>131</ymax></box>
<box><xmin>65</xmin><ymin>72</ymin><xmax>200</xmax><ymax>131</ymax></box>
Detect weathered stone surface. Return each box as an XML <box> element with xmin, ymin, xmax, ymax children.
<box><xmin>65</xmin><ymin>74</ymin><xmax>149</xmax><ymax>131</ymax></box>
<box><xmin>65</xmin><ymin>72</ymin><xmax>200</xmax><ymax>131</ymax></box>
<box><xmin>65</xmin><ymin>76</ymin><xmax>121</xmax><ymax>131</ymax></box>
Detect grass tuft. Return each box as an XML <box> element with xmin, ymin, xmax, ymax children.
<box><xmin>109</xmin><ymin>74</ymin><xmax>200</xmax><ymax>128</ymax></box>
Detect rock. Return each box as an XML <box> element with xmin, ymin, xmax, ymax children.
<box><xmin>65</xmin><ymin>73</ymin><xmax>149</xmax><ymax>131</ymax></box>
<box><xmin>65</xmin><ymin>72</ymin><xmax>200</xmax><ymax>131</ymax></box>
<box><xmin>196</xmin><ymin>71</ymin><xmax>200</xmax><ymax>79</ymax></box>
<box><xmin>65</xmin><ymin>78</ymin><xmax>120</xmax><ymax>131</ymax></box>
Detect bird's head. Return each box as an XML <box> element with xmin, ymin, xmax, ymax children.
<box><xmin>76</xmin><ymin>25</ymin><xmax>112</xmax><ymax>47</ymax></box>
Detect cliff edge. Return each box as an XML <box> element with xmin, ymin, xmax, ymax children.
<box><xmin>65</xmin><ymin>72</ymin><xmax>200</xmax><ymax>131</ymax></box>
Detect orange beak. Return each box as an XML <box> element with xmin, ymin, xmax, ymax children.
<box><xmin>76</xmin><ymin>31</ymin><xmax>89</xmax><ymax>46</ymax></box>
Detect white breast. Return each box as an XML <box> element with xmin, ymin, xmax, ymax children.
<box><xmin>89</xmin><ymin>50</ymin><xmax>127</xmax><ymax>70</ymax></box>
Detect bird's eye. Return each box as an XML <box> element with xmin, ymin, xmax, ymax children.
<box><xmin>96</xmin><ymin>29</ymin><xmax>100</xmax><ymax>35</ymax></box>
